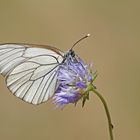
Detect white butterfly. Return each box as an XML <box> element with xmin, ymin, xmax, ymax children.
<box><xmin>0</xmin><ymin>34</ymin><xmax>90</xmax><ymax>105</ymax></box>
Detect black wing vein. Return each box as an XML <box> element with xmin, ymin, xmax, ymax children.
<box><xmin>0</xmin><ymin>44</ymin><xmax>64</xmax><ymax>105</ymax></box>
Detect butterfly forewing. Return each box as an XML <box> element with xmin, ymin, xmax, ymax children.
<box><xmin>0</xmin><ymin>43</ymin><xmax>64</xmax><ymax>105</ymax></box>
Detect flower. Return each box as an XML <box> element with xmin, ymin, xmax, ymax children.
<box><xmin>53</xmin><ymin>54</ymin><xmax>96</xmax><ymax>108</ymax></box>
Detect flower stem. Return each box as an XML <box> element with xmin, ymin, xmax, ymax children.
<box><xmin>89</xmin><ymin>86</ymin><xmax>114</xmax><ymax>140</ymax></box>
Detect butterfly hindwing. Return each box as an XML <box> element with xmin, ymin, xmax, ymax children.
<box><xmin>0</xmin><ymin>44</ymin><xmax>64</xmax><ymax>105</ymax></box>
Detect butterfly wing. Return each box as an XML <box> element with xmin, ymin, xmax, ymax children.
<box><xmin>0</xmin><ymin>43</ymin><xmax>64</xmax><ymax>105</ymax></box>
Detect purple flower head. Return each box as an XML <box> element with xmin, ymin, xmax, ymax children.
<box><xmin>53</xmin><ymin>54</ymin><xmax>95</xmax><ymax>108</ymax></box>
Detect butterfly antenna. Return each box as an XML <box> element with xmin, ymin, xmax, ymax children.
<box><xmin>70</xmin><ymin>34</ymin><xmax>91</xmax><ymax>50</ymax></box>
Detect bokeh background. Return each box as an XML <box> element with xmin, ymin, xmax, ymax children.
<box><xmin>0</xmin><ymin>0</ymin><xmax>139</xmax><ymax>140</ymax></box>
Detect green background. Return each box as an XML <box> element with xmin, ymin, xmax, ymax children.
<box><xmin>0</xmin><ymin>0</ymin><xmax>139</xmax><ymax>140</ymax></box>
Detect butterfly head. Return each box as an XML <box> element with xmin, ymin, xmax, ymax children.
<box><xmin>63</xmin><ymin>34</ymin><xmax>91</xmax><ymax>62</ymax></box>
<box><xmin>65</xmin><ymin>49</ymin><xmax>75</xmax><ymax>58</ymax></box>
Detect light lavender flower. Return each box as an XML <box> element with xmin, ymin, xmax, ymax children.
<box><xmin>53</xmin><ymin>55</ymin><xmax>96</xmax><ymax>108</ymax></box>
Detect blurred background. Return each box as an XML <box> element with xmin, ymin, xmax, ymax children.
<box><xmin>0</xmin><ymin>0</ymin><xmax>139</xmax><ymax>140</ymax></box>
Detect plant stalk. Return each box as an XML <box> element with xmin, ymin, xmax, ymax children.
<box><xmin>89</xmin><ymin>85</ymin><xmax>114</xmax><ymax>140</ymax></box>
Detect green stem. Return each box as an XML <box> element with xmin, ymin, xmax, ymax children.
<box><xmin>89</xmin><ymin>86</ymin><xmax>114</xmax><ymax>140</ymax></box>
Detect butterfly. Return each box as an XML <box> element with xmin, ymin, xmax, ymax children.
<box><xmin>0</xmin><ymin>34</ymin><xmax>90</xmax><ymax>105</ymax></box>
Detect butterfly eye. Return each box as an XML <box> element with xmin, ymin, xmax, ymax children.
<box><xmin>64</xmin><ymin>50</ymin><xmax>75</xmax><ymax>58</ymax></box>
<box><xmin>70</xmin><ymin>50</ymin><xmax>75</xmax><ymax>57</ymax></box>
